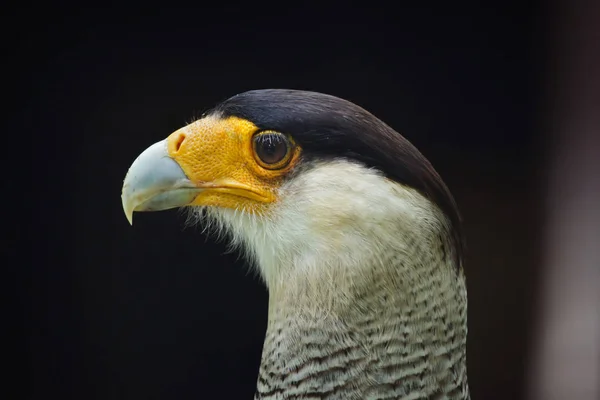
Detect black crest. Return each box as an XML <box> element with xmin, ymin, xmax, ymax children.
<box><xmin>212</xmin><ymin>89</ymin><xmax>465</xmax><ymax>268</ymax></box>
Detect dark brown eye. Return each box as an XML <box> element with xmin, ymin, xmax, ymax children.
<box><xmin>253</xmin><ymin>132</ymin><xmax>293</xmax><ymax>169</ymax></box>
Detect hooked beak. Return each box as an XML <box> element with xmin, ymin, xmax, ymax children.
<box><xmin>121</xmin><ymin>140</ymin><xmax>203</xmax><ymax>225</ymax></box>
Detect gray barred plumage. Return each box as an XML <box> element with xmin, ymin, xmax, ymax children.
<box><xmin>255</xmin><ymin>247</ymin><xmax>469</xmax><ymax>400</ymax></box>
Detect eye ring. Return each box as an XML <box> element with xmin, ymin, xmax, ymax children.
<box><xmin>252</xmin><ymin>131</ymin><xmax>294</xmax><ymax>170</ymax></box>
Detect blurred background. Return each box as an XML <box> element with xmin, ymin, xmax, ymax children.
<box><xmin>11</xmin><ymin>1</ymin><xmax>598</xmax><ymax>399</ymax></box>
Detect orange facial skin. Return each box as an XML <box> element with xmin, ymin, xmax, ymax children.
<box><xmin>166</xmin><ymin>116</ymin><xmax>301</xmax><ymax>214</ymax></box>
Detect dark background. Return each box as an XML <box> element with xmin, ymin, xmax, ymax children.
<box><xmin>13</xmin><ymin>2</ymin><xmax>549</xmax><ymax>399</ymax></box>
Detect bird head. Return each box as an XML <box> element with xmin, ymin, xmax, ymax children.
<box><xmin>122</xmin><ymin>89</ymin><xmax>463</xmax><ymax>299</ymax></box>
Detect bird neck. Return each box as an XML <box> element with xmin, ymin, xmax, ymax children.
<box><xmin>208</xmin><ymin>161</ymin><xmax>470</xmax><ymax>398</ymax></box>
<box><xmin>255</xmin><ymin>237</ymin><xmax>469</xmax><ymax>399</ymax></box>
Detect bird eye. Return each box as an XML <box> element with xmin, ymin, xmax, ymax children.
<box><xmin>252</xmin><ymin>132</ymin><xmax>293</xmax><ymax>169</ymax></box>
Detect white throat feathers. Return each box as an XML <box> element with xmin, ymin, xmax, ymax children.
<box><xmin>188</xmin><ymin>159</ymin><xmax>459</xmax><ymax>316</ymax></box>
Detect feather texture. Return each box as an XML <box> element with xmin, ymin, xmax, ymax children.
<box><xmin>191</xmin><ymin>160</ymin><xmax>469</xmax><ymax>399</ymax></box>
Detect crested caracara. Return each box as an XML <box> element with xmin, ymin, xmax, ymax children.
<box><xmin>121</xmin><ymin>89</ymin><xmax>469</xmax><ymax>399</ymax></box>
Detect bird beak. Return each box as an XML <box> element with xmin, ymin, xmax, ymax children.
<box><xmin>121</xmin><ymin>140</ymin><xmax>203</xmax><ymax>225</ymax></box>
<box><xmin>122</xmin><ymin>116</ymin><xmax>291</xmax><ymax>225</ymax></box>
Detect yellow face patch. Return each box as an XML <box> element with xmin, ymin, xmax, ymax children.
<box><xmin>166</xmin><ymin>116</ymin><xmax>301</xmax><ymax>213</ymax></box>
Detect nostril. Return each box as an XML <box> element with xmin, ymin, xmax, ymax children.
<box><xmin>174</xmin><ymin>133</ymin><xmax>186</xmax><ymax>152</ymax></box>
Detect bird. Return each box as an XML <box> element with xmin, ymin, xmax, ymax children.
<box><xmin>121</xmin><ymin>89</ymin><xmax>470</xmax><ymax>399</ymax></box>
